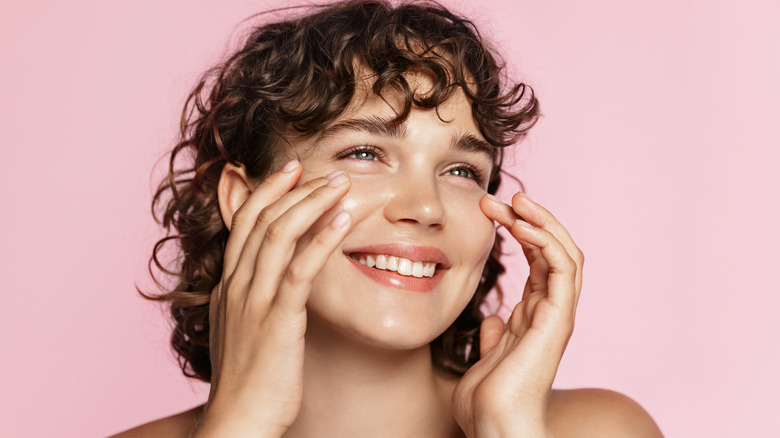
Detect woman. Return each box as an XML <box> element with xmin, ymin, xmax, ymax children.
<box><xmin>114</xmin><ymin>1</ymin><xmax>663</xmax><ymax>436</ymax></box>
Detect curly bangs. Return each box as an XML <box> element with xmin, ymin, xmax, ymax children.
<box><xmin>146</xmin><ymin>0</ymin><xmax>539</xmax><ymax>382</ymax></box>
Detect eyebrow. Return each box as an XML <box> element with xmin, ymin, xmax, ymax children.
<box><xmin>313</xmin><ymin>115</ymin><xmax>497</xmax><ymax>161</ymax></box>
<box><xmin>452</xmin><ymin>133</ymin><xmax>497</xmax><ymax>162</ymax></box>
<box><xmin>313</xmin><ymin>115</ymin><xmax>406</xmax><ymax>146</ymax></box>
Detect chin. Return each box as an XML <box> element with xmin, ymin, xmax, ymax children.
<box><xmin>302</xmin><ymin>247</ymin><xmax>485</xmax><ymax>352</ymax></box>
<box><xmin>306</xmin><ymin>301</ymin><xmax>453</xmax><ymax>351</ymax></box>
<box><xmin>309</xmin><ymin>304</ymin><xmax>448</xmax><ymax>350</ymax></box>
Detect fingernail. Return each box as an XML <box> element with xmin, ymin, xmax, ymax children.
<box><xmin>327</xmin><ymin>172</ymin><xmax>348</xmax><ymax>187</ymax></box>
<box><xmin>515</xmin><ymin>219</ymin><xmax>534</xmax><ymax>229</ymax></box>
<box><xmin>281</xmin><ymin>160</ymin><xmax>299</xmax><ymax>173</ymax></box>
<box><xmin>330</xmin><ymin>211</ymin><xmax>351</xmax><ymax>229</ymax></box>
<box><xmin>485</xmin><ymin>193</ymin><xmax>500</xmax><ymax>203</ymax></box>
<box><xmin>326</xmin><ymin>170</ymin><xmax>344</xmax><ymax>180</ymax></box>
<box><xmin>518</xmin><ymin>192</ymin><xmax>532</xmax><ymax>202</ymax></box>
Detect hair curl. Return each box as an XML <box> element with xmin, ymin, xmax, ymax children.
<box><xmin>144</xmin><ymin>0</ymin><xmax>539</xmax><ymax>382</ymax></box>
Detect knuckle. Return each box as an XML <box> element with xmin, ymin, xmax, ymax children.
<box><xmin>284</xmin><ymin>264</ymin><xmax>311</xmax><ymax>286</ymax></box>
<box><xmin>555</xmin><ymin>254</ymin><xmax>577</xmax><ymax>273</ymax></box>
<box><xmin>306</xmin><ymin>185</ymin><xmax>331</xmax><ymax>201</ymax></box>
<box><xmin>255</xmin><ymin>206</ymin><xmax>276</xmax><ymax>227</ymax></box>
<box><xmin>574</xmin><ymin>248</ymin><xmax>585</xmax><ymax>265</ymax></box>
<box><xmin>312</xmin><ymin>228</ymin><xmax>333</xmax><ymax>247</ymax></box>
<box><xmin>263</xmin><ymin>220</ymin><xmax>288</xmax><ymax>244</ymax></box>
<box><xmin>565</xmin><ymin>255</ymin><xmax>577</xmax><ymax>271</ymax></box>
<box><xmin>230</xmin><ymin>209</ymin><xmax>249</xmax><ymax>229</ymax></box>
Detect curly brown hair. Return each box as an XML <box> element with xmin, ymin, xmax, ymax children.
<box><xmin>145</xmin><ymin>0</ymin><xmax>539</xmax><ymax>382</ymax></box>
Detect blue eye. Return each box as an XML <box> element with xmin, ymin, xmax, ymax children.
<box><xmin>348</xmin><ymin>149</ymin><xmax>379</xmax><ymax>161</ymax></box>
<box><xmin>447</xmin><ymin>167</ymin><xmax>475</xmax><ymax>179</ymax></box>
<box><xmin>447</xmin><ymin>165</ymin><xmax>485</xmax><ymax>185</ymax></box>
<box><xmin>336</xmin><ymin>146</ymin><xmax>384</xmax><ymax>162</ymax></box>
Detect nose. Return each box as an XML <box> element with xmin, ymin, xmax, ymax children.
<box><xmin>383</xmin><ymin>172</ymin><xmax>446</xmax><ymax>228</ymax></box>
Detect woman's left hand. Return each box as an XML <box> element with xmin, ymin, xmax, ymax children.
<box><xmin>452</xmin><ymin>192</ymin><xmax>584</xmax><ymax>438</ymax></box>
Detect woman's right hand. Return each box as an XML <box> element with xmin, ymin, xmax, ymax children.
<box><xmin>191</xmin><ymin>161</ymin><xmax>352</xmax><ymax>438</ymax></box>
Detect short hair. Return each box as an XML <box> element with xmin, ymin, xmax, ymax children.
<box><xmin>146</xmin><ymin>0</ymin><xmax>539</xmax><ymax>381</ymax></box>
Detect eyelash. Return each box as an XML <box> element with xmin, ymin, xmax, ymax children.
<box><xmin>335</xmin><ymin>145</ymin><xmax>385</xmax><ymax>162</ymax></box>
<box><xmin>335</xmin><ymin>145</ymin><xmax>487</xmax><ymax>186</ymax></box>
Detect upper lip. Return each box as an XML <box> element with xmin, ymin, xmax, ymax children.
<box><xmin>344</xmin><ymin>243</ymin><xmax>450</xmax><ymax>268</ymax></box>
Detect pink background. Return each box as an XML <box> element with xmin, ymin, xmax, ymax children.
<box><xmin>1</xmin><ymin>0</ymin><xmax>778</xmax><ymax>436</ymax></box>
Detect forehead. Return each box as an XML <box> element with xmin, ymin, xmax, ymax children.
<box><xmin>333</xmin><ymin>70</ymin><xmax>484</xmax><ymax>135</ymax></box>
<box><xmin>276</xmin><ymin>67</ymin><xmax>497</xmax><ymax>165</ymax></box>
<box><xmin>310</xmin><ymin>76</ymin><xmax>496</xmax><ymax>162</ymax></box>
<box><xmin>350</xmin><ymin>66</ymin><xmax>478</xmax><ymax>117</ymax></box>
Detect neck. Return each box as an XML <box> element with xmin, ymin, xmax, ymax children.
<box><xmin>282</xmin><ymin>314</ymin><xmax>464</xmax><ymax>438</ymax></box>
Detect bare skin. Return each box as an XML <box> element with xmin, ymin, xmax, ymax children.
<box><xmin>110</xmin><ymin>388</ymin><xmax>663</xmax><ymax>437</ymax></box>
<box><xmin>114</xmin><ymin>80</ymin><xmax>663</xmax><ymax>438</ymax></box>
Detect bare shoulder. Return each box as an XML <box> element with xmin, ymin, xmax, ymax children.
<box><xmin>548</xmin><ymin>388</ymin><xmax>664</xmax><ymax>438</ymax></box>
<box><xmin>108</xmin><ymin>405</ymin><xmax>202</xmax><ymax>438</ymax></box>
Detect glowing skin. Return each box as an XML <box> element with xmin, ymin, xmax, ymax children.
<box><xmin>288</xmin><ymin>75</ymin><xmax>496</xmax><ymax>349</ymax></box>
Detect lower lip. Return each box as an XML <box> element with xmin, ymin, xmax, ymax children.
<box><xmin>346</xmin><ymin>256</ymin><xmax>444</xmax><ymax>292</ymax></box>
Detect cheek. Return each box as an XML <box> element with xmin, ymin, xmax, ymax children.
<box><xmin>443</xmin><ymin>187</ymin><xmax>495</xmax><ymax>256</ymax></box>
<box><xmin>460</xmin><ymin>212</ymin><xmax>496</xmax><ymax>268</ymax></box>
<box><xmin>296</xmin><ymin>175</ymin><xmax>380</xmax><ymax>244</ymax></box>
<box><xmin>335</xmin><ymin>175</ymin><xmax>386</xmax><ymax>222</ymax></box>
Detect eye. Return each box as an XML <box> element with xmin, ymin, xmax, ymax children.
<box><xmin>447</xmin><ymin>167</ymin><xmax>475</xmax><ymax>179</ymax></box>
<box><xmin>336</xmin><ymin>145</ymin><xmax>383</xmax><ymax>161</ymax></box>
<box><xmin>349</xmin><ymin>150</ymin><xmax>378</xmax><ymax>161</ymax></box>
<box><xmin>446</xmin><ymin>164</ymin><xmax>485</xmax><ymax>186</ymax></box>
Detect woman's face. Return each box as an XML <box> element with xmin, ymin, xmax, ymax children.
<box><xmin>287</xmin><ymin>76</ymin><xmax>497</xmax><ymax>349</ymax></box>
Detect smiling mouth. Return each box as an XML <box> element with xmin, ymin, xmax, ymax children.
<box><xmin>349</xmin><ymin>253</ymin><xmax>437</xmax><ymax>278</ymax></box>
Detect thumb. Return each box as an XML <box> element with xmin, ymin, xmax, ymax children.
<box><xmin>479</xmin><ymin>314</ymin><xmax>506</xmax><ymax>358</ymax></box>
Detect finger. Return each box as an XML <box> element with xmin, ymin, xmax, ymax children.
<box><xmin>222</xmin><ymin>160</ymin><xmax>303</xmax><ymax>279</ymax></box>
<box><xmin>246</xmin><ymin>172</ymin><xmax>351</xmax><ymax>310</ymax></box>
<box><xmin>208</xmin><ymin>282</ymin><xmax>223</xmax><ymax>378</ymax></box>
<box><xmin>480</xmin><ymin>195</ymin><xmax>551</xmax><ymax>301</ymax></box>
<box><xmin>479</xmin><ymin>314</ymin><xmax>506</xmax><ymax>358</ymax></box>
<box><xmin>510</xmin><ymin>193</ymin><xmax>584</xmax><ymax>297</ymax></box>
<box><xmin>505</xmin><ymin>218</ymin><xmax>577</xmax><ymax>316</ymax></box>
<box><xmin>274</xmin><ymin>208</ymin><xmax>353</xmax><ymax>312</ymax></box>
<box><xmin>521</xmin><ymin>244</ymin><xmax>549</xmax><ymax>301</ymax></box>
<box><xmin>480</xmin><ymin>193</ymin><xmax>525</xmax><ymax>229</ymax></box>
<box><xmin>230</xmin><ymin>174</ymin><xmax>334</xmax><ymax>291</ymax></box>
<box><xmin>482</xmin><ymin>193</ymin><xmax>583</xmax><ymax>309</ymax></box>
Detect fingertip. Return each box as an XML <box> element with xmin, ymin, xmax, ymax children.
<box><xmin>483</xmin><ymin>193</ymin><xmax>500</xmax><ymax>204</ymax></box>
<box><xmin>255</xmin><ymin>159</ymin><xmax>303</xmax><ymax>192</ymax></box>
<box><xmin>326</xmin><ymin>170</ymin><xmax>354</xmax><ymax>188</ymax></box>
<box><xmin>281</xmin><ymin>159</ymin><xmax>299</xmax><ymax>173</ymax></box>
<box><xmin>482</xmin><ymin>314</ymin><xmax>505</xmax><ymax>328</ymax></box>
<box><xmin>482</xmin><ymin>198</ymin><xmax>517</xmax><ymax>230</ymax></box>
<box><xmin>512</xmin><ymin>191</ymin><xmax>532</xmax><ymax>204</ymax></box>
<box><xmin>330</xmin><ymin>210</ymin><xmax>351</xmax><ymax>229</ymax></box>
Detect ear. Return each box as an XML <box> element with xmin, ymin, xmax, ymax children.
<box><xmin>218</xmin><ymin>163</ymin><xmax>254</xmax><ymax>231</ymax></box>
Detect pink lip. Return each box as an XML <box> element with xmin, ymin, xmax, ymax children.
<box><xmin>344</xmin><ymin>243</ymin><xmax>450</xmax><ymax>267</ymax></box>
<box><xmin>343</xmin><ymin>243</ymin><xmax>449</xmax><ymax>293</ymax></box>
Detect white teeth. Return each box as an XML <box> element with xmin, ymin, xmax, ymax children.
<box><xmin>387</xmin><ymin>256</ymin><xmax>398</xmax><ymax>271</ymax></box>
<box><xmin>411</xmin><ymin>261</ymin><xmax>424</xmax><ymax>278</ymax></box>
<box><xmin>398</xmin><ymin>258</ymin><xmax>412</xmax><ymax>276</ymax></box>
<box><xmin>351</xmin><ymin>254</ymin><xmax>437</xmax><ymax>278</ymax></box>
